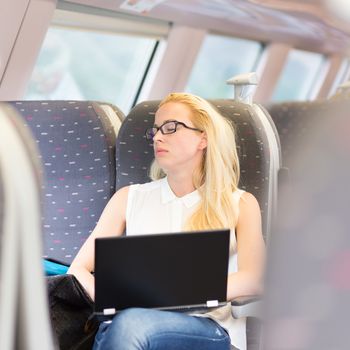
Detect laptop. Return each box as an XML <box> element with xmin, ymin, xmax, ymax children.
<box><xmin>94</xmin><ymin>229</ymin><xmax>230</xmax><ymax>320</ymax></box>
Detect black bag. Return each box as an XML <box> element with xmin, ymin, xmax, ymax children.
<box><xmin>46</xmin><ymin>274</ymin><xmax>99</xmax><ymax>350</ymax></box>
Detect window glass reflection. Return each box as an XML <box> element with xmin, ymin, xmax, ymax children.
<box><xmin>272</xmin><ymin>49</ymin><xmax>325</xmax><ymax>102</ymax></box>
<box><xmin>25</xmin><ymin>27</ymin><xmax>157</xmax><ymax>113</ymax></box>
<box><xmin>186</xmin><ymin>34</ymin><xmax>263</xmax><ymax>98</ymax></box>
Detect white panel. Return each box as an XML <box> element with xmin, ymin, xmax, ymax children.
<box><xmin>144</xmin><ymin>25</ymin><xmax>207</xmax><ymax>100</ymax></box>
<box><xmin>53</xmin><ymin>7</ymin><xmax>168</xmax><ymax>38</ymax></box>
<box><xmin>311</xmin><ymin>55</ymin><xmax>339</xmax><ymax>99</ymax></box>
<box><xmin>0</xmin><ymin>0</ymin><xmax>29</xmax><ymax>82</ymax></box>
<box><xmin>254</xmin><ymin>43</ymin><xmax>291</xmax><ymax>103</ymax></box>
<box><xmin>317</xmin><ymin>55</ymin><xmax>347</xmax><ymax>98</ymax></box>
<box><xmin>0</xmin><ymin>0</ymin><xmax>57</xmax><ymax>100</ymax></box>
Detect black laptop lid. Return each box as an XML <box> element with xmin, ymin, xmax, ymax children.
<box><xmin>95</xmin><ymin>229</ymin><xmax>230</xmax><ymax>313</ymax></box>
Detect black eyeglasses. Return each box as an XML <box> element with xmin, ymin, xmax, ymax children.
<box><xmin>145</xmin><ymin>120</ymin><xmax>203</xmax><ymax>140</ymax></box>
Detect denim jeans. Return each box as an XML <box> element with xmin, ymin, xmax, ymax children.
<box><xmin>93</xmin><ymin>308</ymin><xmax>231</xmax><ymax>350</ymax></box>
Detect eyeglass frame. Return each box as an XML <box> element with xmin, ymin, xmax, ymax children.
<box><xmin>145</xmin><ymin>120</ymin><xmax>203</xmax><ymax>140</ymax></box>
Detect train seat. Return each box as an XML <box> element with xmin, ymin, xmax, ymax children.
<box><xmin>116</xmin><ymin>99</ymin><xmax>280</xmax><ymax>241</ymax></box>
<box><xmin>0</xmin><ymin>103</ymin><xmax>54</xmax><ymax>349</ymax></box>
<box><xmin>264</xmin><ymin>100</ymin><xmax>350</xmax><ymax>350</ymax></box>
<box><xmin>267</xmin><ymin>101</ymin><xmax>326</xmax><ymax>168</ymax></box>
<box><xmin>9</xmin><ymin>100</ymin><xmax>124</xmax><ymax>268</ymax></box>
<box><xmin>115</xmin><ymin>98</ymin><xmax>281</xmax><ymax>350</ymax></box>
<box><xmin>266</xmin><ymin>100</ymin><xmax>333</xmax><ymax>199</ymax></box>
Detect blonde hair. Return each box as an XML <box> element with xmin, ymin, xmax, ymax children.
<box><xmin>150</xmin><ymin>93</ymin><xmax>240</xmax><ymax>230</ymax></box>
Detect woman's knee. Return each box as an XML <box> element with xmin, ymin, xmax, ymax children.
<box><xmin>94</xmin><ymin>309</ymin><xmax>231</xmax><ymax>350</ymax></box>
<box><xmin>115</xmin><ymin>308</ymin><xmax>161</xmax><ymax>329</ymax></box>
<box><xmin>100</xmin><ymin>308</ymin><xmax>157</xmax><ymax>348</ymax></box>
<box><xmin>112</xmin><ymin>308</ymin><xmax>142</xmax><ymax>331</ymax></box>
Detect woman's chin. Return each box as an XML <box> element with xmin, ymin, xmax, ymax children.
<box><xmin>156</xmin><ymin>160</ymin><xmax>171</xmax><ymax>173</ymax></box>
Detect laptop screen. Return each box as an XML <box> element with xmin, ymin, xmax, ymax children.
<box><xmin>94</xmin><ymin>229</ymin><xmax>230</xmax><ymax>314</ymax></box>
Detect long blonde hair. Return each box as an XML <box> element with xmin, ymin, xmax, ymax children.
<box><xmin>150</xmin><ymin>93</ymin><xmax>240</xmax><ymax>230</ymax></box>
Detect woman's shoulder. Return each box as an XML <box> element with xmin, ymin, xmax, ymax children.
<box><xmin>233</xmin><ymin>189</ymin><xmax>259</xmax><ymax>207</ymax></box>
<box><xmin>234</xmin><ymin>190</ymin><xmax>260</xmax><ymax>211</ymax></box>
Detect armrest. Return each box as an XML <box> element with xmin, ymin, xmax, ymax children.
<box><xmin>231</xmin><ymin>295</ymin><xmax>262</xmax><ymax>319</ymax></box>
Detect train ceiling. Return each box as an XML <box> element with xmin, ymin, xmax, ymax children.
<box><xmin>61</xmin><ymin>0</ymin><xmax>350</xmax><ymax>53</ymax></box>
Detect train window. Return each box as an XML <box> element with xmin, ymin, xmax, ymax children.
<box><xmin>185</xmin><ymin>34</ymin><xmax>263</xmax><ymax>98</ymax></box>
<box><xmin>24</xmin><ymin>27</ymin><xmax>157</xmax><ymax>113</ymax></box>
<box><xmin>23</xmin><ymin>3</ymin><xmax>170</xmax><ymax>114</ymax></box>
<box><xmin>271</xmin><ymin>49</ymin><xmax>325</xmax><ymax>102</ymax></box>
<box><xmin>328</xmin><ymin>58</ymin><xmax>350</xmax><ymax>97</ymax></box>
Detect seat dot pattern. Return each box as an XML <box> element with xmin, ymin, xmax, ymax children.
<box><xmin>212</xmin><ymin>100</ymin><xmax>271</xmax><ymax>237</ymax></box>
<box><xmin>267</xmin><ymin>101</ymin><xmax>329</xmax><ymax>169</ymax></box>
<box><xmin>10</xmin><ymin>101</ymin><xmax>123</xmax><ymax>265</ymax></box>
<box><xmin>116</xmin><ymin>100</ymin><xmax>271</xmax><ymax>239</ymax></box>
<box><xmin>115</xmin><ymin>102</ymin><xmax>156</xmax><ymax>188</ymax></box>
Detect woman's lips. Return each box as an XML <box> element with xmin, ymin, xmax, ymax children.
<box><xmin>155</xmin><ymin>148</ymin><xmax>168</xmax><ymax>155</ymax></box>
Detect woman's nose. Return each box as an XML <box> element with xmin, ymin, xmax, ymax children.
<box><xmin>153</xmin><ymin>129</ymin><xmax>163</xmax><ymax>142</ymax></box>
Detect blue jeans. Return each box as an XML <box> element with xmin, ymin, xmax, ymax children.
<box><xmin>93</xmin><ymin>308</ymin><xmax>231</xmax><ymax>350</ymax></box>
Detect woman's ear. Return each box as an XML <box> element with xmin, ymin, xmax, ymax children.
<box><xmin>198</xmin><ymin>132</ymin><xmax>207</xmax><ymax>151</ymax></box>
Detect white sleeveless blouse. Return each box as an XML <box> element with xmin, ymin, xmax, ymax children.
<box><xmin>126</xmin><ymin>177</ymin><xmax>246</xmax><ymax>350</ymax></box>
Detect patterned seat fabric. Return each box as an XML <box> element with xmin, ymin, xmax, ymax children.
<box><xmin>267</xmin><ymin>101</ymin><xmax>329</xmax><ymax>169</ymax></box>
<box><xmin>116</xmin><ymin>99</ymin><xmax>280</xmax><ymax>241</ymax></box>
<box><xmin>9</xmin><ymin>100</ymin><xmax>124</xmax><ymax>265</ymax></box>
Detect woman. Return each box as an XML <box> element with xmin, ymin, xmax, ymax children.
<box><xmin>68</xmin><ymin>92</ymin><xmax>265</xmax><ymax>350</ymax></box>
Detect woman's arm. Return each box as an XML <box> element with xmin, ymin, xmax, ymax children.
<box><xmin>227</xmin><ymin>192</ymin><xmax>266</xmax><ymax>301</ymax></box>
<box><xmin>67</xmin><ymin>186</ymin><xmax>129</xmax><ymax>301</ymax></box>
